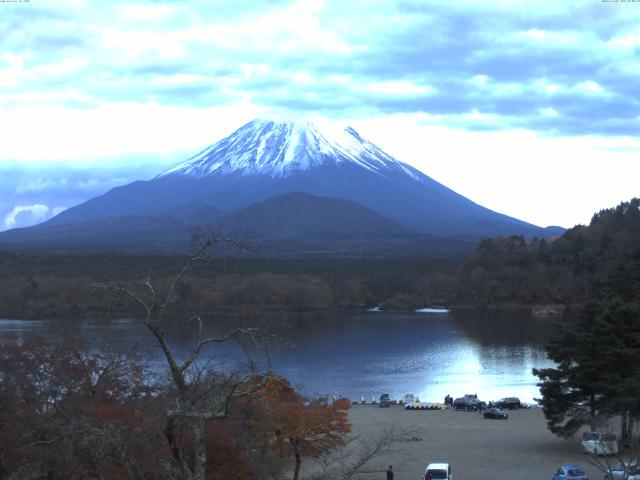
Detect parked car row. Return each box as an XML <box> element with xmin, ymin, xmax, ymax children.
<box><xmin>451</xmin><ymin>395</ymin><xmax>523</xmax><ymax>413</ymax></box>
<box><xmin>371</xmin><ymin>393</ymin><xmax>525</xmax><ymax>417</ymax></box>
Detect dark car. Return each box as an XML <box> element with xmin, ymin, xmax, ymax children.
<box><xmin>483</xmin><ymin>407</ymin><xmax>508</xmax><ymax>419</ymax></box>
<box><xmin>494</xmin><ymin>397</ymin><xmax>522</xmax><ymax>409</ymax></box>
<box><xmin>379</xmin><ymin>393</ymin><xmax>390</xmax><ymax>408</ymax></box>
<box><xmin>453</xmin><ymin>397</ymin><xmax>481</xmax><ymax>411</ymax></box>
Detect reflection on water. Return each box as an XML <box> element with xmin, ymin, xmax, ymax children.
<box><xmin>450</xmin><ymin>308</ymin><xmax>554</xmax><ymax>346</ymax></box>
<box><xmin>0</xmin><ymin>310</ymin><xmax>557</xmax><ymax>403</ymax></box>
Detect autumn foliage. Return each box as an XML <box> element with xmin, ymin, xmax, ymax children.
<box><xmin>243</xmin><ymin>375</ymin><xmax>351</xmax><ymax>480</ymax></box>
<box><xmin>0</xmin><ymin>334</ymin><xmax>165</xmax><ymax>479</ymax></box>
<box><xmin>0</xmin><ymin>335</ymin><xmax>351</xmax><ymax>480</ymax></box>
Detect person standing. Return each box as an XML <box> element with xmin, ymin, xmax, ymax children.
<box><xmin>386</xmin><ymin>465</ymin><xmax>394</xmax><ymax>479</ymax></box>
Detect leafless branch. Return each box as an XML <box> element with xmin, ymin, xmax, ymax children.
<box><xmin>307</xmin><ymin>425</ymin><xmax>417</xmax><ymax>480</ymax></box>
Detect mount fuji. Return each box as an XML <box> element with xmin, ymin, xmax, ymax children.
<box><xmin>0</xmin><ymin>119</ymin><xmax>563</xmax><ymax>254</ymax></box>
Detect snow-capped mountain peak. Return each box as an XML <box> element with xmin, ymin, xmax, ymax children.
<box><xmin>160</xmin><ymin>119</ymin><xmax>423</xmax><ymax>180</ymax></box>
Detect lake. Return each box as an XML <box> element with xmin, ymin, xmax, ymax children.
<box><xmin>0</xmin><ymin>308</ymin><xmax>557</xmax><ymax>404</ymax></box>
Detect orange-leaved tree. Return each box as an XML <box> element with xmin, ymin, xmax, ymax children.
<box><xmin>252</xmin><ymin>376</ymin><xmax>351</xmax><ymax>480</ymax></box>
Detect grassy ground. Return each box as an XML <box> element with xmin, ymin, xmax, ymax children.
<box><xmin>346</xmin><ymin>405</ymin><xmax>599</xmax><ymax>480</ymax></box>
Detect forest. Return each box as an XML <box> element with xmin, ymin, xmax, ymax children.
<box><xmin>0</xmin><ymin>199</ymin><xmax>638</xmax><ymax>318</ymax></box>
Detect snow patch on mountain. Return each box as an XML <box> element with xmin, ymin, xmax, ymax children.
<box><xmin>160</xmin><ymin>119</ymin><xmax>424</xmax><ymax>181</ymax></box>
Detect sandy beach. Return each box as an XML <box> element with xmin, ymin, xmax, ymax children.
<box><xmin>346</xmin><ymin>405</ymin><xmax>599</xmax><ymax>480</ymax></box>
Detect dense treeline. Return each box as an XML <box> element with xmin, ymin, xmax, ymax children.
<box><xmin>0</xmin><ymin>255</ymin><xmax>458</xmax><ymax>318</ymax></box>
<box><xmin>1</xmin><ymin>199</ymin><xmax>638</xmax><ymax>318</ymax></box>
<box><xmin>532</xmin><ymin>200</ymin><xmax>640</xmax><ymax>448</ymax></box>
<box><xmin>456</xmin><ymin>198</ymin><xmax>640</xmax><ymax>306</ymax></box>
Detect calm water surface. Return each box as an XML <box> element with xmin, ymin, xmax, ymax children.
<box><xmin>0</xmin><ymin>309</ymin><xmax>556</xmax><ymax>404</ymax></box>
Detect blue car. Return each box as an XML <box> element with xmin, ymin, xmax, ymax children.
<box><xmin>553</xmin><ymin>465</ymin><xmax>589</xmax><ymax>480</ymax></box>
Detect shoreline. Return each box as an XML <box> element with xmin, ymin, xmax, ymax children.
<box><xmin>0</xmin><ymin>303</ymin><xmax>569</xmax><ymax>322</ymax></box>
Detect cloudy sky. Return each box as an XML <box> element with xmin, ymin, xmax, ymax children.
<box><xmin>1</xmin><ymin>0</ymin><xmax>639</xmax><ymax>231</ymax></box>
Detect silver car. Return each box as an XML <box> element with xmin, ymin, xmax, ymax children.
<box><xmin>604</xmin><ymin>463</ymin><xmax>639</xmax><ymax>480</ymax></box>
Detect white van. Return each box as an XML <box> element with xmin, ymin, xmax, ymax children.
<box><xmin>424</xmin><ymin>463</ymin><xmax>452</xmax><ymax>480</ymax></box>
<box><xmin>581</xmin><ymin>431</ymin><xmax>619</xmax><ymax>455</ymax></box>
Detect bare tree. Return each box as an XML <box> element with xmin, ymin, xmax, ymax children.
<box><xmin>95</xmin><ymin>236</ymin><xmax>270</xmax><ymax>480</ymax></box>
<box><xmin>306</xmin><ymin>425</ymin><xmax>417</xmax><ymax>480</ymax></box>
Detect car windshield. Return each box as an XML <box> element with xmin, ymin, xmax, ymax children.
<box><xmin>583</xmin><ymin>432</ymin><xmax>599</xmax><ymax>441</ymax></box>
<box><xmin>567</xmin><ymin>468</ymin><xmax>585</xmax><ymax>475</ymax></box>
<box><xmin>427</xmin><ymin>469</ymin><xmax>447</xmax><ymax>479</ymax></box>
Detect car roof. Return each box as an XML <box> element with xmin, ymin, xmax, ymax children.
<box><xmin>561</xmin><ymin>465</ymin><xmax>584</xmax><ymax>470</ymax></box>
<box><xmin>426</xmin><ymin>463</ymin><xmax>449</xmax><ymax>469</ymax></box>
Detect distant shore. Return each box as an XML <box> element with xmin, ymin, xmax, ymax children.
<box><xmin>0</xmin><ymin>302</ymin><xmax>570</xmax><ymax>322</ymax></box>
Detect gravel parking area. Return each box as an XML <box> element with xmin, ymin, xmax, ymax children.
<box><xmin>346</xmin><ymin>405</ymin><xmax>597</xmax><ymax>480</ymax></box>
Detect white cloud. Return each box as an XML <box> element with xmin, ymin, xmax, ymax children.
<box><xmin>0</xmin><ymin>102</ymin><xmax>266</xmax><ymax>164</ymax></box>
<box><xmin>471</xmin><ymin>74</ymin><xmax>489</xmax><ymax>86</ymax></box>
<box><xmin>31</xmin><ymin>57</ymin><xmax>89</xmax><ymax>78</ymax></box>
<box><xmin>0</xmin><ymin>53</ymin><xmax>25</xmax><ymax>89</ymax></box>
<box><xmin>519</xmin><ymin>29</ymin><xmax>582</xmax><ymax>46</ymax></box>
<box><xmin>98</xmin><ymin>27</ymin><xmax>188</xmax><ymax>60</ymax></box>
<box><xmin>545</xmin><ymin>84</ymin><xmax>562</xmax><ymax>95</ymax></box>
<box><xmin>292</xmin><ymin>71</ymin><xmax>314</xmax><ymax>84</ymax></box>
<box><xmin>116</xmin><ymin>4</ymin><xmax>179</xmax><ymax>22</ymax></box>
<box><xmin>0</xmin><ymin>55</ymin><xmax>89</xmax><ymax>90</ymax></box>
<box><xmin>150</xmin><ymin>74</ymin><xmax>208</xmax><ymax>87</ymax></box>
<box><xmin>537</xmin><ymin>107</ymin><xmax>559</xmax><ymax>117</ymax></box>
<box><xmin>608</xmin><ymin>29</ymin><xmax>640</xmax><ymax>48</ymax></box>
<box><xmin>3</xmin><ymin>204</ymin><xmax>65</xmax><ymax>230</ymax></box>
<box><xmin>368</xmin><ymin>80</ymin><xmax>435</xmax><ymax>95</ymax></box>
<box><xmin>576</xmin><ymin>80</ymin><xmax>604</xmax><ymax>95</ymax></box>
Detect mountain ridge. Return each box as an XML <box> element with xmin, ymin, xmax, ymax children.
<box><xmin>0</xmin><ymin>118</ymin><xmax>564</xmax><ymax>253</ymax></box>
<box><xmin>217</xmin><ymin>191</ymin><xmax>409</xmax><ymax>239</ymax></box>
